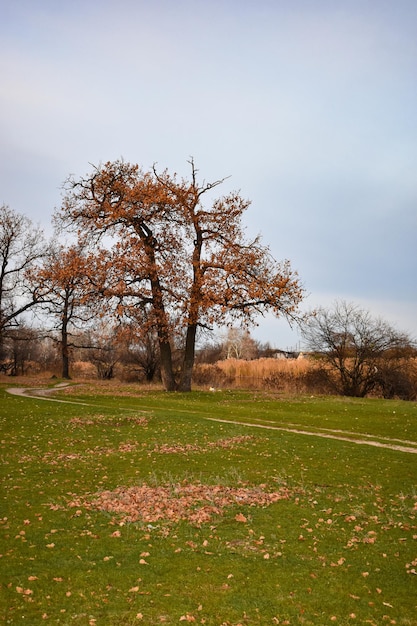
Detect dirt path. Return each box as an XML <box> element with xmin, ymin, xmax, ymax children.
<box><xmin>206</xmin><ymin>418</ymin><xmax>417</xmax><ymax>454</ymax></box>
<box><xmin>5</xmin><ymin>385</ymin><xmax>417</xmax><ymax>455</ymax></box>
<box><xmin>5</xmin><ymin>383</ymin><xmax>91</xmax><ymax>405</ymax></box>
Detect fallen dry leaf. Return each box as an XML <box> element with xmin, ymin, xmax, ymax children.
<box><xmin>16</xmin><ymin>587</ymin><xmax>33</xmax><ymax>595</ymax></box>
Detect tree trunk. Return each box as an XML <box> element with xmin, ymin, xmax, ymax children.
<box><xmin>178</xmin><ymin>323</ymin><xmax>197</xmax><ymax>392</ymax></box>
<box><xmin>159</xmin><ymin>339</ymin><xmax>177</xmax><ymax>391</ymax></box>
<box><xmin>61</xmin><ymin>331</ymin><xmax>71</xmax><ymax>379</ymax></box>
<box><xmin>61</xmin><ymin>303</ymin><xmax>71</xmax><ymax>379</ymax></box>
<box><xmin>140</xmin><ymin>231</ymin><xmax>177</xmax><ymax>391</ymax></box>
<box><xmin>178</xmin><ymin>221</ymin><xmax>202</xmax><ymax>392</ymax></box>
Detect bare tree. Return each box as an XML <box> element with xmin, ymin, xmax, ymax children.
<box><xmin>0</xmin><ymin>324</ymin><xmax>41</xmax><ymax>375</ymax></box>
<box><xmin>121</xmin><ymin>324</ymin><xmax>160</xmax><ymax>382</ymax></box>
<box><xmin>83</xmin><ymin>322</ymin><xmax>122</xmax><ymax>380</ymax></box>
<box><xmin>0</xmin><ymin>205</ymin><xmax>46</xmax><ymax>355</ymax></box>
<box><xmin>195</xmin><ymin>341</ymin><xmax>224</xmax><ymax>365</ymax></box>
<box><xmin>301</xmin><ymin>300</ymin><xmax>415</xmax><ymax>397</ymax></box>
<box><xmin>222</xmin><ymin>327</ymin><xmax>258</xmax><ymax>360</ymax></box>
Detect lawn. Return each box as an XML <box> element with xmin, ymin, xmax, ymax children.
<box><xmin>1</xmin><ymin>381</ymin><xmax>416</xmax><ymax>625</ymax></box>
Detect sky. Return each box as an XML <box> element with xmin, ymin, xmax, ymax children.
<box><xmin>1</xmin><ymin>0</ymin><xmax>416</xmax><ymax>350</ymax></box>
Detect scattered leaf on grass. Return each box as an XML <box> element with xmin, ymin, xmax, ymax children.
<box><xmin>16</xmin><ymin>587</ymin><xmax>33</xmax><ymax>595</ymax></box>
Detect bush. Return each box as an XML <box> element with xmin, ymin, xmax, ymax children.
<box><xmin>301</xmin><ymin>300</ymin><xmax>415</xmax><ymax>398</ymax></box>
<box><xmin>374</xmin><ymin>359</ymin><xmax>417</xmax><ymax>400</ymax></box>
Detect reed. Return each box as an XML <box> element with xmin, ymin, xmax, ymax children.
<box><xmin>194</xmin><ymin>356</ymin><xmax>331</xmax><ymax>394</ymax></box>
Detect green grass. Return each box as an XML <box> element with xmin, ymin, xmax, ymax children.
<box><xmin>1</xmin><ymin>382</ymin><xmax>416</xmax><ymax>625</ymax></box>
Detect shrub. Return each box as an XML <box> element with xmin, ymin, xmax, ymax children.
<box><xmin>374</xmin><ymin>358</ymin><xmax>417</xmax><ymax>400</ymax></box>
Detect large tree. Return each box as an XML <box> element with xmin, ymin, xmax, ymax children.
<box><xmin>301</xmin><ymin>300</ymin><xmax>415</xmax><ymax>397</ymax></box>
<box><xmin>0</xmin><ymin>205</ymin><xmax>46</xmax><ymax>359</ymax></box>
<box><xmin>59</xmin><ymin>159</ymin><xmax>303</xmax><ymax>391</ymax></box>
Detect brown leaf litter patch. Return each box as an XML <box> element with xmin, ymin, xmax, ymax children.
<box><xmin>69</xmin><ymin>414</ymin><xmax>149</xmax><ymax>428</ymax></box>
<box><xmin>153</xmin><ymin>435</ymin><xmax>255</xmax><ymax>455</ymax></box>
<box><xmin>69</xmin><ymin>482</ymin><xmax>291</xmax><ymax>525</ymax></box>
<box><xmin>19</xmin><ymin>435</ymin><xmax>253</xmax><ymax>466</ymax></box>
<box><xmin>20</xmin><ymin>442</ymin><xmax>140</xmax><ymax>465</ymax></box>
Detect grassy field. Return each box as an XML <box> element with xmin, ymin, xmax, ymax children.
<box><xmin>1</xmin><ymin>380</ymin><xmax>416</xmax><ymax>625</ymax></box>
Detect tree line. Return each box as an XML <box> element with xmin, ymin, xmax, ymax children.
<box><xmin>0</xmin><ymin>159</ymin><xmax>303</xmax><ymax>390</ymax></box>
<box><xmin>1</xmin><ymin>160</ymin><xmax>415</xmax><ymax>397</ymax></box>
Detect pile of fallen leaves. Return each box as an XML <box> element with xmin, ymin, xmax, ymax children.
<box><xmin>69</xmin><ymin>482</ymin><xmax>290</xmax><ymax>525</ymax></box>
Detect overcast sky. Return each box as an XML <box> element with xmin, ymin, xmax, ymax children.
<box><xmin>1</xmin><ymin>0</ymin><xmax>416</xmax><ymax>349</ymax></box>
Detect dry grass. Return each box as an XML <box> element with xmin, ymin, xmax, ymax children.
<box><xmin>217</xmin><ymin>356</ymin><xmax>310</xmax><ymax>380</ymax></box>
<box><xmin>194</xmin><ymin>357</ymin><xmax>417</xmax><ymax>398</ymax></box>
<box><xmin>193</xmin><ymin>356</ymin><xmax>333</xmax><ymax>394</ymax></box>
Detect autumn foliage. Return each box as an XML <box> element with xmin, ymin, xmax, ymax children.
<box><xmin>31</xmin><ymin>244</ymin><xmax>94</xmax><ymax>378</ymax></box>
<box><xmin>58</xmin><ymin>159</ymin><xmax>303</xmax><ymax>391</ymax></box>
